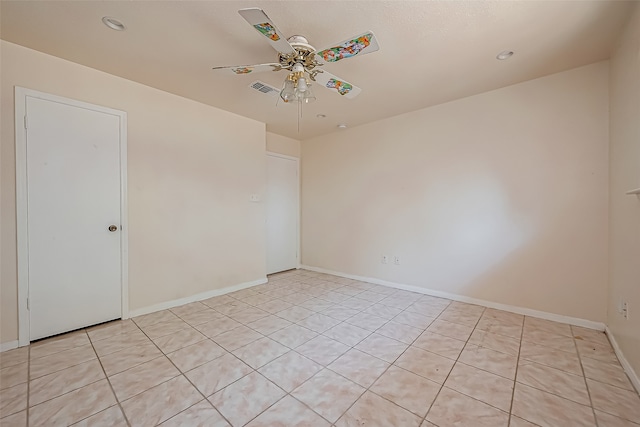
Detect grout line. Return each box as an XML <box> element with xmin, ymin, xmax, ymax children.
<box><xmin>573</xmin><ymin>325</ymin><xmax>601</xmax><ymax>427</ymax></box>
<box><xmin>507</xmin><ymin>317</ymin><xmax>525</xmax><ymax>427</ymax></box>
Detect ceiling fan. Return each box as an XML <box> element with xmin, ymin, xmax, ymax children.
<box><xmin>212</xmin><ymin>8</ymin><xmax>380</xmax><ymax>103</ymax></box>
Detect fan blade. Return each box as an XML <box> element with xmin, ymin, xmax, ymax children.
<box><xmin>315</xmin><ymin>31</ymin><xmax>380</xmax><ymax>64</ymax></box>
<box><xmin>312</xmin><ymin>70</ymin><xmax>362</xmax><ymax>99</ymax></box>
<box><xmin>212</xmin><ymin>63</ymin><xmax>282</xmax><ymax>75</ymax></box>
<box><xmin>238</xmin><ymin>8</ymin><xmax>296</xmax><ymax>55</ymax></box>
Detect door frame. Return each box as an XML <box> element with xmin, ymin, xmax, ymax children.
<box><xmin>266</xmin><ymin>152</ymin><xmax>300</xmax><ymax>272</ymax></box>
<box><xmin>15</xmin><ymin>87</ymin><xmax>129</xmax><ymax>346</ymax></box>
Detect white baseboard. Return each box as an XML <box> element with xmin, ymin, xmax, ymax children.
<box><xmin>128</xmin><ymin>277</ymin><xmax>268</xmax><ymax>318</ymax></box>
<box><xmin>0</xmin><ymin>340</ymin><xmax>19</xmax><ymax>353</ymax></box>
<box><xmin>300</xmin><ymin>265</ymin><xmax>606</xmax><ymax>331</ymax></box>
<box><xmin>605</xmin><ymin>326</ymin><xmax>640</xmax><ymax>393</ymax></box>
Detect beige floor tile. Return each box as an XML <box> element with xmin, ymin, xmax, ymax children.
<box><xmin>481</xmin><ymin>308</ymin><xmax>523</xmax><ymax>326</ymax></box>
<box><xmin>581</xmin><ymin>356</ymin><xmax>634</xmax><ymax>390</ymax></box>
<box><xmin>395</xmin><ymin>311</ymin><xmax>437</xmax><ymax>330</ymax></box>
<box><xmin>269</xmin><ymin>324</ymin><xmax>318</xmax><ymax>348</ymax></box>
<box><xmin>0</xmin><ymin>410</ymin><xmax>26</xmax><ymax>427</ymax></box>
<box><xmin>255</xmin><ymin>299</ymin><xmax>294</xmax><ymax>314</ymax></box>
<box><xmin>328</xmin><ymin>349</ymin><xmax>389</xmax><ymax>388</ymax></box>
<box><xmin>214</xmin><ymin>301</ymin><xmax>251</xmax><ymax>316</ymax></box>
<box><xmin>229</xmin><ymin>307</ymin><xmax>270</xmax><ymax>325</ymax></box>
<box><xmin>467</xmin><ymin>329</ymin><xmax>520</xmax><ymax>356</ymax></box>
<box><xmin>245</xmin><ymin>395</ymin><xmax>330</xmax><ymax>427</ymax></box>
<box><xmin>281</xmin><ymin>293</ymin><xmax>314</xmax><ymax>305</ymax></box>
<box><xmin>511</xmin><ymin>383</ymin><xmax>596</xmax><ymax>426</ymax></box>
<box><xmin>246</xmin><ymin>315</ymin><xmax>292</xmax><ymax>335</ymax></box>
<box><xmin>340</xmin><ymin>297</ymin><xmax>376</xmax><ymax>311</ymax></box>
<box><xmin>322</xmin><ymin>306</ymin><xmax>361</xmax><ymax>321</ymax></box>
<box><xmin>577</xmin><ymin>339</ymin><xmax>619</xmax><ymax>364</ymax></box>
<box><xmin>356</xmin><ymin>291</ymin><xmax>387</xmax><ymax>303</ymax></box>
<box><xmin>517</xmin><ymin>359</ymin><xmax>589</xmax><ymax>405</ymax></box>
<box><xmin>242</xmin><ymin>293</ymin><xmax>276</xmax><ymax>306</ymax></box>
<box><xmin>426</xmin><ymin>319</ymin><xmax>473</xmax><ymax>341</ymax></box>
<box><xmin>201</xmin><ymin>295</ymin><xmax>235</xmax><ymax>308</ymax></box>
<box><xmin>29</xmin><ymin>359</ymin><xmax>105</xmax><ymax>406</ymax></box>
<box><xmin>297</xmin><ymin>313</ymin><xmax>342</xmax><ymax>333</ymax></box>
<box><xmin>0</xmin><ymin>363</ymin><xmax>27</xmax><ymax>390</ymax></box>
<box><xmin>72</xmin><ymin>405</ymin><xmax>128</xmax><ymax>426</ymax></box>
<box><xmin>445</xmin><ymin>362</ymin><xmax>513</xmax><ymax>411</ymax></box>
<box><xmin>521</xmin><ymin>328</ymin><xmax>575</xmax><ymax>353</ymax></box>
<box><xmin>508</xmin><ymin>415</ymin><xmax>539</xmax><ymax>427</ymax></box>
<box><xmin>0</xmin><ymin>348</ymin><xmax>29</xmax><ymax>370</ymax></box>
<box><xmin>587</xmin><ymin>378</ymin><xmax>640</xmax><ymax>422</ymax></box>
<box><xmin>524</xmin><ymin>317</ymin><xmax>572</xmax><ymax>337</ymax></box>
<box><xmin>395</xmin><ymin>346</ymin><xmax>455</xmax><ymax>383</ymax></box>
<box><xmin>153</xmin><ymin>326</ymin><xmax>207</xmax><ymax>354</ymax></box>
<box><xmin>139</xmin><ymin>318</ymin><xmax>192</xmax><ymax>340</ymax></box>
<box><xmin>185</xmin><ymin>352</ymin><xmax>253</xmax><ymax>397</ymax></box>
<box><xmin>448</xmin><ymin>302</ymin><xmax>485</xmax><ymax>315</ymax></box>
<box><xmin>298</xmin><ymin>298</ymin><xmax>335</xmax><ymax>313</ymax></box>
<box><xmin>371</xmin><ymin>365</ymin><xmax>440</xmax><ymax>417</ymax></box>
<box><xmin>345</xmin><ymin>313</ymin><xmax>388</xmax><ymax>331</ymax></box>
<box><xmin>99</xmin><ymin>341</ymin><xmax>163</xmax><ymax>376</ymax></box>
<box><xmin>420</xmin><ymin>421</ymin><xmax>438</xmax><ymax>427</ymax></box>
<box><xmin>258</xmin><ymin>351</ymin><xmax>322</xmax><ymax>392</ymax></box>
<box><xmin>86</xmin><ymin>319</ymin><xmax>139</xmax><ymax>343</ymax></box>
<box><xmin>380</xmin><ymin>296</ymin><xmax>417</xmax><ymax>311</ymax></box>
<box><xmin>29</xmin><ymin>379</ymin><xmax>116</xmax><ymax>426</ymax></box>
<box><xmin>0</xmin><ymin>383</ymin><xmax>27</xmax><ymax>418</ymax></box>
<box><xmin>30</xmin><ymin>331</ymin><xmax>91</xmax><ymax>360</ymax></box>
<box><xmin>194</xmin><ymin>316</ymin><xmax>243</xmax><ymax>338</ymax></box>
<box><xmin>324</xmin><ymin>323</ymin><xmax>372</xmax><ymax>347</ymax></box>
<box><xmin>167</xmin><ymin>339</ymin><xmax>227</xmax><ymax>372</ymax></box>
<box><xmin>275</xmin><ymin>306</ymin><xmax>315</xmax><ymax>322</ymax></box>
<box><xmin>427</xmin><ymin>387</ymin><xmax>509</xmax><ymax>427</ymax></box>
<box><xmin>296</xmin><ymin>335</ymin><xmax>350</xmax><ymax>366</ymax></box>
<box><xmin>209</xmin><ymin>372</ymin><xmax>286</xmax><ymax>427</ymax></box>
<box><xmin>291</xmin><ymin>368</ymin><xmax>365</xmax><ymax>423</ymax></box>
<box><xmin>437</xmin><ymin>309</ymin><xmax>481</xmax><ymax>328</ymax></box>
<box><xmin>178</xmin><ymin>309</ymin><xmax>225</xmax><ymax>326</ymax></box>
<box><xmin>336</xmin><ymin>390</ymin><xmax>422</xmax><ymax>427</ymax></box>
<box><xmin>355</xmin><ymin>333</ymin><xmax>409</xmax><ymax>363</ymax></box>
<box><xmin>363</xmin><ymin>303</ymin><xmax>403</xmax><ymax>320</ymax></box>
<box><xmin>232</xmin><ymin>337</ymin><xmax>289</xmax><ymax>369</ymax></box>
<box><xmin>475</xmin><ymin>317</ymin><xmax>523</xmax><ymax>339</ymax></box>
<box><xmin>160</xmin><ymin>400</ymin><xmax>230</xmax><ymax>427</ymax></box>
<box><xmin>91</xmin><ymin>329</ymin><xmax>150</xmax><ymax>357</ymax></box>
<box><xmin>519</xmin><ymin>340</ymin><xmax>582</xmax><ymax>375</ymax></box>
<box><xmin>133</xmin><ymin>309</ymin><xmax>180</xmax><ymax>328</ymax></box>
<box><xmin>170</xmin><ymin>301</ymin><xmax>208</xmax><ymax>317</ymax></box>
<box><xmin>412</xmin><ymin>331</ymin><xmax>465</xmax><ymax>360</ymax></box>
<box><xmin>30</xmin><ymin>344</ymin><xmax>97</xmax><ymax>380</ymax></box>
<box><xmin>572</xmin><ymin>326</ymin><xmax>610</xmax><ymax>346</ymax></box>
<box><xmin>595</xmin><ymin>409</ymin><xmax>640</xmax><ymax>426</ymax></box>
<box><xmin>121</xmin><ymin>375</ymin><xmax>201</xmax><ymax>427</ymax></box>
<box><xmin>212</xmin><ymin>325</ymin><xmax>263</xmax><ymax>351</ymax></box>
<box><xmin>376</xmin><ymin>321</ymin><xmax>422</xmax><ymax>344</ymax></box>
<box><xmin>458</xmin><ymin>344</ymin><xmax>517</xmax><ymax>379</ymax></box>
<box><xmin>109</xmin><ymin>356</ymin><xmax>179</xmax><ymax>401</ymax></box>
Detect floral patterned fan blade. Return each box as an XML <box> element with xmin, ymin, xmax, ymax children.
<box><xmin>312</xmin><ymin>70</ymin><xmax>362</xmax><ymax>99</ymax></box>
<box><xmin>315</xmin><ymin>31</ymin><xmax>380</xmax><ymax>64</ymax></box>
<box><xmin>211</xmin><ymin>63</ymin><xmax>282</xmax><ymax>75</ymax></box>
<box><xmin>238</xmin><ymin>8</ymin><xmax>296</xmax><ymax>55</ymax></box>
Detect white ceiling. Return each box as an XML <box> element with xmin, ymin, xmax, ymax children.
<box><xmin>0</xmin><ymin>1</ymin><xmax>635</xmax><ymax>140</ymax></box>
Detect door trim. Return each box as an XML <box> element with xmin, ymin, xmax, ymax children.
<box><xmin>15</xmin><ymin>87</ymin><xmax>129</xmax><ymax>346</ymax></box>
<box><xmin>266</xmin><ymin>152</ymin><xmax>300</xmax><ymax>272</ymax></box>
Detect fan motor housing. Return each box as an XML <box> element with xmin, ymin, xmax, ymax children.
<box><xmin>279</xmin><ymin>35</ymin><xmax>320</xmax><ymax>71</ymax></box>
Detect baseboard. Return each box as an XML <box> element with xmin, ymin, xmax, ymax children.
<box><xmin>300</xmin><ymin>265</ymin><xmax>606</xmax><ymax>331</ymax></box>
<box><xmin>0</xmin><ymin>340</ymin><xmax>19</xmax><ymax>353</ymax></box>
<box><xmin>128</xmin><ymin>277</ymin><xmax>268</xmax><ymax>318</ymax></box>
<box><xmin>605</xmin><ymin>326</ymin><xmax>640</xmax><ymax>393</ymax></box>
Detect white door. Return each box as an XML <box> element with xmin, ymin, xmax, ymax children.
<box><xmin>266</xmin><ymin>154</ymin><xmax>299</xmax><ymax>274</ymax></box>
<box><xmin>23</xmin><ymin>92</ymin><xmax>124</xmax><ymax>340</ymax></box>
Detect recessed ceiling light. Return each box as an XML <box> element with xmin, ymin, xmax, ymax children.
<box><xmin>337</xmin><ymin>124</ymin><xmax>348</xmax><ymax>129</ymax></box>
<box><xmin>496</xmin><ymin>50</ymin><xmax>514</xmax><ymax>60</ymax></box>
<box><xmin>102</xmin><ymin>16</ymin><xmax>126</xmax><ymax>31</ymax></box>
<box><xmin>316</xmin><ymin>114</ymin><xmax>327</xmax><ymax>119</ymax></box>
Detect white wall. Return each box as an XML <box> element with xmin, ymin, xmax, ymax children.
<box><xmin>302</xmin><ymin>62</ymin><xmax>609</xmax><ymax>323</ymax></box>
<box><xmin>1</xmin><ymin>41</ymin><xmax>267</xmax><ymax>345</ymax></box>
<box><xmin>608</xmin><ymin>5</ymin><xmax>640</xmax><ymax>378</ymax></box>
<box><xmin>266</xmin><ymin>132</ymin><xmax>301</xmax><ymax>158</ymax></box>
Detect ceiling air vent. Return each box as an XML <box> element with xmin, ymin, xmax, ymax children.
<box><xmin>249</xmin><ymin>81</ymin><xmax>280</xmax><ymax>97</ymax></box>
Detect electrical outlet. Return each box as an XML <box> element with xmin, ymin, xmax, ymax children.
<box><xmin>381</xmin><ymin>255</ymin><xmax>388</xmax><ymax>264</ymax></box>
<box><xmin>622</xmin><ymin>301</ymin><xmax>629</xmax><ymax>319</ymax></box>
<box><xmin>393</xmin><ymin>256</ymin><xmax>400</xmax><ymax>265</ymax></box>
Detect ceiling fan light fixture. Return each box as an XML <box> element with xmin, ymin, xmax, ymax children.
<box><xmin>301</xmin><ymin>87</ymin><xmax>316</xmax><ymax>104</ymax></box>
<box><xmin>102</xmin><ymin>16</ymin><xmax>126</xmax><ymax>31</ymax></box>
<box><xmin>280</xmin><ymin>76</ymin><xmax>297</xmax><ymax>102</ymax></box>
<box><xmin>496</xmin><ymin>50</ymin><xmax>514</xmax><ymax>60</ymax></box>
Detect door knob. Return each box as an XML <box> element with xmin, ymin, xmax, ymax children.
<box><xmin>108</xmin><ymin>225</ymin><xmax>118</xmax><ymax>232</ymax></box>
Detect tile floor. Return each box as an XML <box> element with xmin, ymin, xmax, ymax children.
<box><xmin>1</xmin><ymin>269</ymin><xmax>639</xmax><ymax>426</ymax></box>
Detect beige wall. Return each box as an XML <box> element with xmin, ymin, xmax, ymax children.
<box><xmin>1</xmin><ymin>41</ymin><xmax>267</xmax><ymax>344</ymax></box>
<box><xmin>266</xmin><ymin>132</ymin><xmax>301</xmax><ymax>158</ymax></box>
<box><xmin>302</xmin><ymin>62</ymin><xmax>609</xmax><ymax>322</ymax></box>
<box><xmin>608</xmin><ymin>5</ymin><xmax>640</xmax><ymax>377</ymax></box>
